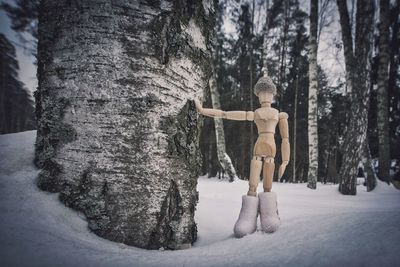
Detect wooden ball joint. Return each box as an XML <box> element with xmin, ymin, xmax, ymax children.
<box><xmin>195</xmin><ymin>76</ymin><xmax>290</xmax><ymax>196</ymax></box>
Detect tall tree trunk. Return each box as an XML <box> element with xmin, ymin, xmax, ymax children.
<box><xmin>278</xmin><ymin>0</ymin><xmax>289</xmax><ymax>107</ymax></box>
<box><xmin>337</xmin><ymin>0</ymin><xmax>355</xmax><ymax>94</ymax></box>
<box><xmin>307</xmin><ymin>0</ymin><xmax>318</xmax><ymax>189</ymax></box>
<box><xmin>388</xmin><ymin>1</ymin><xmax>400</xmax><ymax>120</ymax></box>
<box><xmin>209</xmin><ymin>70</ymin><xmax>237</xmax><ymax>181</ymax></box>
<box><xmin>293</xmin><ymin>73</ymin><xmax>298</xmax><ymax>183</ymax></box>
<box><xmin>34</xmin><ymin>0</ymin><xmax>214</xmax><ymax>250</ymax></box>
<box><xmin>262</xmin><ymin>0</ymin><xmax>270</xmax><ymax>77</ymax></box>
<box><xmin>376</xmin><ymin>0</ymin><xmax>391</xmax><ymax>184</ymax></box>
<box><xmin>0</xmin><ymin>42</ymin><xmax>6</xmax><ymax>134</ymax></box>
<box><xmin>362</xmin><ymin>141</ymin><xmax>377</xmax><ymax>191</ymax></box>
<box><xmin>337</xmin><ymin>0</ymin><xmax>374</xmax><ymax>195</ymax></box>
<box><xmin>249</xmin><ymin>0</ymin><xmax>255</xmax><ymax>155</ymax></box>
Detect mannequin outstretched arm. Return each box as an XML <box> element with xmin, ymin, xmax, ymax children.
<box><xmin>194</xmin><ymin>99</ymin><xmax>254</xmax><ymax>121</ymax></box>
<box><xmin>278</xmin><ymin>112</ymin><xmax>290</xmax><ymax>178</ymax></box>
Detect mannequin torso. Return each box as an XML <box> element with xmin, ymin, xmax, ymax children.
<box><xmin>254</xmin><ymin>107</ymin><xmax>279</xmax><ymax>134</ymax></box>
<box><xmin>253</xmin><ymin>107</ymin><xmax>279</xmax><ymax>157</ymax></box>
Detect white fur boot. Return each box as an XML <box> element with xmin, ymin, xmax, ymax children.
<box><xmin>258</xmin><ymin>191</ymin><xmax>281</xmax><ymax>233</ymax></box>
<box><xmin>233</xmin><ymin>195</ymin><xmax>259</xmax><ymax>238</ymax></box>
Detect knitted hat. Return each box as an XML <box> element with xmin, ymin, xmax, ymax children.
<box><xmin>254</xmin><ymin>75</ymin><xmax>277</xmax><ymax>96</ymax></box>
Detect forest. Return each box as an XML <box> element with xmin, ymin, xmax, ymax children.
<box><xmin>199</xmin><ymin>0</ymin><xmax>400</xmax><ymax>194</ymax></box>
<box><xmin>3</xmin><ymin>0</ymin><xmax>398</xmax><ymax>191</ymax></box>
<box><xmin>0</xmin><ymin>0</ymin><xmax>399</xmax><ymax>263</ymax></box>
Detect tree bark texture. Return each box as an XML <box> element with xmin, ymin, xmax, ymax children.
<box><xmin>293</xmin><ymin>73</ymin><xmax>298</xmax><ymax>183</ymax></box>
<box><xmin>336</xmin><ymin>0</ymin><xmax>355</xmax><ymax>94</ymax></box>
<box><xmin>34</xmin><ymin>0</ymin><xmax>215</xmax><ymax>250</ymax></box>
<box><xmin>388</xmin><ymin>1</ymin><xmax>400</xmax><ymax>142</ymax></box>
<box><xmin>337</xmin><ymin>0</ymin><xmax>374</xmax><ymax>195</ymax></box>
<box><xmin>362</xmin><ymin>142</ymin><xmax>377</xmax><ymax>191</ymax></box>
<box><xmin>261</xmin><ymin>0</ymin><xmax>269</xmax><ymax>76</ymax></box>
<box><xmin>249</xmin><ymin>0</ymin><xmax>255</xmax><ymax>156</ymax></box>
<box><xmin>376</xmin><ymin>0</ymin><xmax>391</xmax><ymax>183</ymax></box>
<box><xmin>307</xmin><ymin>0</ymin><xmax>318</xmax><ymax>189</ymax></box>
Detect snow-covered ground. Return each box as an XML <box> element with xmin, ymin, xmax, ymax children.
<box><xmin>1</xmin><ymin>130</ymin><xmax>399</xmax><ymax>267</ymax></box>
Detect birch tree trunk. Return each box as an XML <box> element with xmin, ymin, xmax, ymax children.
<box><xmin>209</xmin><ymin>70</ymin><xmax>237</xmax><ymax>181</ymax></box>
<box><xmin>205</xmin><ymin>0</ymin><xmax>237</xmax><ymax>182</ymax></box>
<box><xmin>362</xmin><ymin>142</ymin><xmax>377</xmax><ymax>191</ymax></box>
<box><xmin>262</xmin><ymin>0</ymin><xmax>269</xmax><ymax>76</ymax></box>
<box><xmin>34</xmin><ymin>0</ymin><xmax>214</xmax><ymax>250</ymax></box>
<box><xmin>376</xmin><ymin>0</ymin><xmax>391</xmax><ymax>184</ymax></box>
<box><xmin>307</xmin><ymin>0</ymin><xmax>318</xmax><ymax>190</ymax></box>
<box><xmin>336</xmin><ymin>0</ymin><xmax>374</xmax><ymax>195</ymax></box>
<box><xmin>293</xmin><ymin>73</ymin><xmax>298</xmax><ymax>183</ymax></box>
<box><xmin>249</xmin><ymin>0</ymin><xmax>255</xmax><ymax>154</ymax></box>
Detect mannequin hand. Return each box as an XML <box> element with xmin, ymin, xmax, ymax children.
<box><xmin>278</xmin><ymin>161</ymin><xmax>288</xmax><ymax>179</ymax></box>
<box><xmin>194</xmin><ymin>99</ymin><xmax>204</xmax><ymax>114</ymax></box>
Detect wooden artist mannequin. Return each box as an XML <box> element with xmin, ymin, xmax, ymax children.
<box><xmin>195</xmin><ymin>75</ymin><xmax>289</xmax><ymax>237</ymax></box>
<box><xmin>194</xmin><ymin>76</ymin><xmax>290</xmax><ymax>196</ymax></box>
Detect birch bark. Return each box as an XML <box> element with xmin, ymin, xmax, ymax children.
<box><xmin>34</xmin><ymin>0</ymin><xmax>215</xmax><ymax>249</ymax></box>
<box><xmin>336</xmin><ymin>0</ymin><xmax>374</xmax><ymax>195</ymax></box>
<box><xmin>209</xmin><ymin>70</ymin><xmax>237</xmax><ymax>181</ymax></box>
<box><xmin>307</xmin><ymin>0</ymin><xmax>318</xmax><ymax>189</ymax></box>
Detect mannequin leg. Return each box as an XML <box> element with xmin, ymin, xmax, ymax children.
<box><xmin>247</xmin><ymin>156</ymin><xmax>263</xmax><ymax>196</ymax></box>
<box><xmin>263</xmin><ymin>157</ymin><xmax>275</xmax><ymax>192</ymax></box>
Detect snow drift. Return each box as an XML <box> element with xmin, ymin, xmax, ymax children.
<box><xmin>1</xmin><ymin>130</ymin><xmax>399</xmax><ymax>267</ymax></box>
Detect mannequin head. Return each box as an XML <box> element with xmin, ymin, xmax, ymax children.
<box><xmin>258</xmin><ymin>91</ymin><xmax>274</xmax><ymax>105</ymax></box>
<box><xmin>254</xmin><ymin>76</ymin><xmax>276</xmax><ymax>106</ymax></box>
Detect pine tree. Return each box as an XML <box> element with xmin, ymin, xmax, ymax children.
<box><xmin>0</xmin><ymin>33</ymin><xmax>35</xmax><ymax>134</ymax></box>
<box><xmin>227</xmin><ymin>3</ymin><xmax>254</xmax><ymax>179</ymax></box>
<box><xmin>0</xmin><ymin>0</ymin><xmax>38</xmax><ymax>57</ymax></box>
<box><xmin>274</xmin><ymin>0</ymin><xmax>309</xmax><ymax>182</ymax></box>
